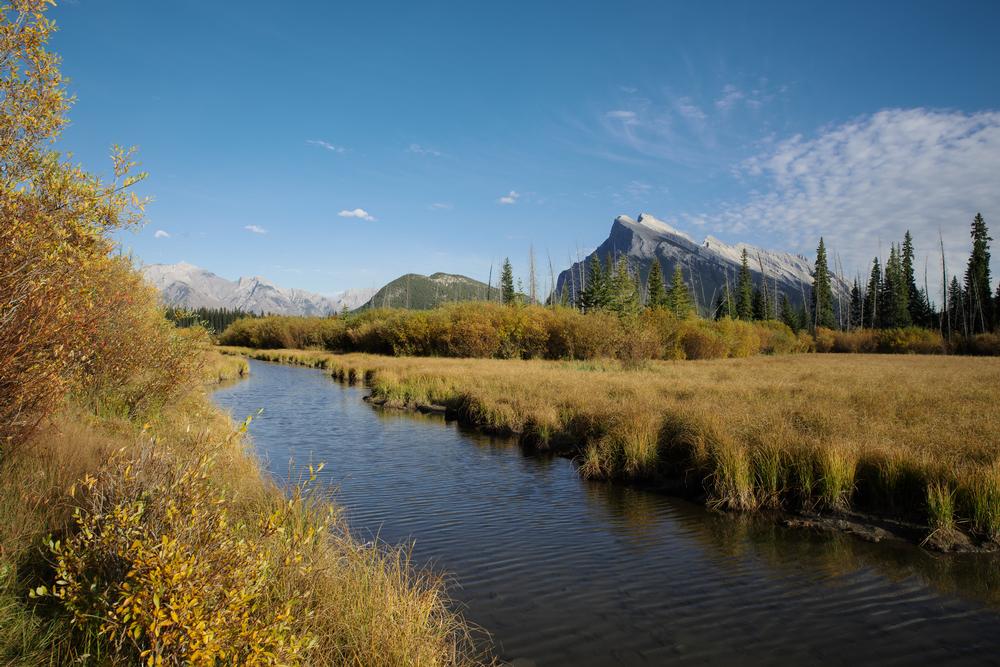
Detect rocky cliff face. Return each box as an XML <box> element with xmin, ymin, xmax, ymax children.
<box><xmin>555</xmin><ymin>213</ymin><xmax>849</xmax><ymax>316</ymax></box>
<box><xmin>142</xmin><ymin>262</ymin><xmax>375</xmax><ymax>315</ymax></box>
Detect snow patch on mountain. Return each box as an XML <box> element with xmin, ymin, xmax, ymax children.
<box><xmin>141</xmin><ymin>262</ymin><xmax>375</xmax><ymax>315</ymax></box>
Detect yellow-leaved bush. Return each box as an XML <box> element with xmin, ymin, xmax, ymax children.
<box><xmin>46</xmin><ymin>431</ymin><xmax>325</xmax><ymax>665</ymax></box>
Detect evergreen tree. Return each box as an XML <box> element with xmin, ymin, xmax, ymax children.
<box><xmin>608</xmin><ymin>256</ymin><xmax>640</xmax><ymax>316</ymax></box>
<box><xmin>736</xmin><ymin>249</ymin><xmax>754</xmax><ymax>321</ymax></box>
<box><xmin>993</xmin><ymin>283</ymin><xmax>1000</xmax><ymax>331</ymax></box>
<box><xmin>849</xmin><ymin>279</ymin><xmax>863</xmax><ymax>329</ymax></box>
<box><xmin>500</xmin><ymin>258</ymin><xmax>515</xmax><ymax>305</ymax></box>
<box><xmin>715</xmin><ymin>285</ymin><xmax>734</xmax><ymax>320</ymax></box>
<box><xmin>995</xmin><ymin>283</ymin><xmax>1000</xmax><ymax>330</ymax></box>
<box><xmin>579</xmin><ymin>254</ymin><xmax>605</xmax><ymax>312</ymax></box>
<box><xmin>863</xmin><ymin>257</ymin><xmax>881</xmax><ymax>329</ymax></box>
<box><xmin>879</xmin><ymin>244</ymin><xmax>910</xmax><ymax>328</ymax></box>
<box><xmin>645</xmin><ymin>260</ymin><xmax>667</xmax><ymax>309</ymax></box>
<box><xmin>948</xmin><ymin>276</ymin><xmax>965</xmax><ymax>336</ymax></box>
<box><xmin>964</xmin><ymin>213</ymin><xmax>993</xmax><ymax>333</ymax></box>
<box><xmin>810</xmin><ymin>237</ymin><xmax>836</xmax><ymax>330</ymax></box>
<box><xmin>666</xmin><ymin>264</ymin><xmax>693</xmax><ymax>318</ymax></box>
<box><xmin>752</xmin><ymin>288</ymin><xmax>766</xmax><ymax>321</ymax></box>
<box><xmin>779</xmin><ymin>294</ymin><xmax>800</xmax><ymax>332</ymax></box>
<box><xmin>901</xmin><ymin>230</ymin><xmax>924</xmax><ymax>326</ymax></box>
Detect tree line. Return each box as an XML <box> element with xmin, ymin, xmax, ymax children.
<box><xmin>495</xmin><ymin>212</ymin><xmax>997</xmax><ymax>339</ymax></box>
<box><xmin>165</xmin><ymin>306</ymin><xmax>261</xmax><ymax>334</ymax></box>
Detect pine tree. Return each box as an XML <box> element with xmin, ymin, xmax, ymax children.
<box><xmin>779</xmin><ymin>294</ymin><xmax>800</xmax><ymax>332</ymax></box>
<box><xmin>736</xmin><ymin>249</ymin><xmax>754</xmax><ymax>321</ymax></box>
<box><xmin>995</xmin><ymin>283</ymin><xmax>1000</xmax><ymax>331</ymax></box>
<box><xmin>646</xmin><ymin>260</ymin><xmax>667</xmax><ymax>309</ymax></box>
<box><xmin>880</xmin><ymin>244</ymin><xmax>910</xmax><ymax>328</ymax></box>
<box><xmin>964</xmin><ymin>213</ymin><xmax>993</xmax><ymax>333</ymax></box>
<box><xmin>500</xmin><ymin>258</ymin><xmax>515</xmax><ymax>305</ymax></box>
<box><xmin>579</xmin><ymin>255</ymin><xmax>604</xmax><ymax>312</ymax></box>
<box><xmin>849</xmin><ymin>278</ymin><xmax>863</xmax><ymax>329</ymax></box>
<box><xmin>901</xmin><ymin>230</ymin><xmax>924</xmax><ymax>326</ymax></box>
<box><xmin>752</xmin><ymin>288</ymin><xmax>765</xmax><ymax>321</ymax></box>
<box><xmin>948</xmin><ymin>276</ymin><xmax>965</xmax><ymax>336</ymax></box>
<box><xmin>608</xmin><ymin>256</ymin><xmax>640</xmax><ymax>316</ymax></box>
<box><xmin>811</xmin><ymin>237</ymin><xmax>836</xmax><ymax>330</ymax></box>
<box><xmin>666</xmin><ymin>264</ymin><xmax>693</xmax><ymax>318</ymax></box>
<box><xmin>863</xmin><ymin>258</ymin><xmax>881</xmax><ymax>329</ymax></box>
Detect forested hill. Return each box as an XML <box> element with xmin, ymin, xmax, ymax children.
<box><xmin>359</xmin><ymin>272</ymin><xmax>492</xmax><ymax>310</ymax></box>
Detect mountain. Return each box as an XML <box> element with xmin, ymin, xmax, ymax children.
<box><xmin>142</xmin><ymin>262</ymin><xmax>376</xmax><ymax>315</ymax></box>
<box><xmin>554</xmin><ymin>213</ymin><xmax>850</xmax><ymax>316</ymax></box>
<box><xmin>359</xmin><ymin>272</ymin><xmax>492</xmax><ymax>310</ymax></box>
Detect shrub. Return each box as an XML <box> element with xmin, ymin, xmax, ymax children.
<box><xmin>876</xmin><ymin>327</ymin><xmax>945</xmax><ymax>354</ymax></box>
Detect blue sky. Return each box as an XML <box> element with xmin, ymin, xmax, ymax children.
<box><xmin>51</xmin><ymin>0</ymin><xmax>1000</xmax><ymax>297</ymax></box>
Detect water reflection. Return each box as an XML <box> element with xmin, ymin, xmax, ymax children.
<box><xmin>213</xmin><ymin>360</ymin><xmax>1000</xmax><ymax>666</ymax></box>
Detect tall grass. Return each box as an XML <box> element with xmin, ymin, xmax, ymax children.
<box><xmin>225</xmin><ymin>346</ymin><xmax>1000</xmax><ymax>546</ymax></box>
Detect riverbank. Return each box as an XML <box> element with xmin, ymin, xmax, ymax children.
<box><xmin>220</xmin><ymin>346</ymin><xmax>1000</xmax><ymax>552</ymax></box>
<box><xmin>0</xmin><ymin>352</ymin><xmax>483</xmax><ymax>665</ymax></box>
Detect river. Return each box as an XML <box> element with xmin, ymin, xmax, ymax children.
<box><xmin>212</xmin><ymin>359</ymin><xmax>1000</xmax><ymax>666</ymax></box>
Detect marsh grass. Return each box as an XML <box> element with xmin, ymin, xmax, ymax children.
<box><xmin>225</xmin><ymin>346</ymin><xmax>1000</xmax><ymax>544</ymax></box>
<box><xmin>0</xmin><ymin>371</ymin><xmax>484</xmax><ymax>665</ymax></box>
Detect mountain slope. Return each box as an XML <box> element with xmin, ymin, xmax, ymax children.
<box><xmin>142</xmin><ymin>262</ymin><xmax>375</xmax><ymax>315</ymax></box>
<box><xmin>555</xmin><ymin>213</ymin><xmax>850</xmax><ymax>316</ymax></box>
<box><xmin>359</xmin><ymin>272</ymin><xmax>491</xmax><ymax>310</ymax></box>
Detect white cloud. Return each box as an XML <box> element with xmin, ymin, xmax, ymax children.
<box><xmin>714</xmin><ymin>84</ymin><xmax>744</xmax><ymax>111</ymax></box>
<box><xmin>307</xmin><ymin>139</ymin><xmax>347</xmax><ymax>153</ymax></box>
<box><xmin>675</xmin><ymin>96</ymin><xmax>706</xmax><ymax>122</ymax></box>
<box><xmin>338</xmin><ymin>208</ymin><xmax>376</xmax><ymax>221</ymax></box>
<box><xmin>407</xmin><ymin>143</ymin><xmax>442</xmax><ymax>157</ymax></box>
<box><xmin>688</xmin><ymin>108</ymin><xmax>1000</xmax><ymax>295</ymax></box>
<box><xmin>430</xmin><ymin>202</ymin><xmax>453</xmax><ymax>210</ymax></box>
<box><xmin>244</xmin><ymin>225</ymin><xmax>267</xmax><ymax>234</ymax></box>
<box><xmin>620</xmin><ymin>86</ymin><xmax>638</xmax><ymax>94</ymax></box>
<box><xmin>153</xmin><ymin>229</ymin><xmax>170</xmax><ymax>239</ymax></box>
<box><xmin>497</xmin><ymin>190</ymin><xmax>520</xmax><ymax>205</ymax></box>
<box><xmin>605</xmin><ymin>110</ymin><xmax>638</xmax><ymax>125</ymax></box>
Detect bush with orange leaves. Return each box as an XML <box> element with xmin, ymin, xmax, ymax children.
<box><xmin>0</xmin><ymin>1</ymin><xmax>148</xmax><ymax>452</ymax></box>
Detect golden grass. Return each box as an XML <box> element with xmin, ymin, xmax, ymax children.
<box><xmin>223</xmin><ymin>346</ymin><xmax>1000</xmax><ymax>543</ymax></box>
<box><xmin>0</xmin><ymin>365</ymin><xmax>483</xmax><ymax>665</ymax></box>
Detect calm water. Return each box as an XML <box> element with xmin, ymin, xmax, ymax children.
<box><xmin>213</xmin><ymin>360</ymin><xmax>1000</xmax><ymax>666</ymax></box>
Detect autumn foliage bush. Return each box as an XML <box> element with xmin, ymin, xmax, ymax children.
<box><xmin>220</xmin><ymin>304</ymin><xmax>805</xmax><ymax>362</ymax></box>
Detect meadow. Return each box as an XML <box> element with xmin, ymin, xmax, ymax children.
<box><xmin>222</xmin><ymin>346</ymin><xmax>1000</xmax><ymax>550</ymax></box>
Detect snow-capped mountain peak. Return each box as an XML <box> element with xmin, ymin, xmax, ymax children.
<box><xmin>141</xmin><ymin>263</ymin><xmax>375</xmax><ymax>315</ymax></box>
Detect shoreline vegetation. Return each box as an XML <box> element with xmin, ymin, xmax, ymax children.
<box><xmin>220</xmin><ymin>345</ymin><xmax>1000</xmax><ymax>553</ymax></box>
<box><xmin>0</xmin><ymin>4</ymin><xmax>483</xmax><ymax>663</ymax></box>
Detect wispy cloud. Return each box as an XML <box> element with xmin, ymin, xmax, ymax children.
<box><xmin>684</xmin><ymin>108</ymin><xmax>1000</xmax><ymax>292</ymax></box>
<box><xmin>714</xmin><ymin>84</ymin><xmax>744</xmax><ymax>111</ymax></box>
<box><xmin>497</xmin><ymin>190</ymin><xmax>520</xmax><ymax>205</ymax></box>
<box><xmin>244</xmin><ymin>224</ymin><xmax>267</xmax><ymax>234</ymax></box>
<box><xmin>429</xmin><ymin>202</ymin><xmax>453</xmax><ymax>210</ymax></box>
<box><xmin>595</xmin><ymin>81</ymin><xmax>787</xmax><ymax>167</ymax></box>
<box><xmin>675</xmin><ymin>96</ymin><xmax>706</xmax><ymax>122</ymax></box>
<box><xmin>307</xmin><ymin>139</ymin><xmax>347</xmax><ymax>153</ymax></box>
<box><xmin>153</xmin><ymin>229</ymin><xmax>170</xmax><ymax>239</ymax></box>
<box><xmin>338</xmin><ymin>208</ymin><xmax>376</xmax><ymax>221</ymax></box>
<box><xmin>605</xmin><ymin>110</ymin><xmax>639</xmax><ymax>125</ymax></box>
<box><xmin>407</xmin><ymin>143</ymin><xmax>442</xmax><ymax>157</ymax></box>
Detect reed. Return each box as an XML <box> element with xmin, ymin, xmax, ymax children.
<box><xmin>224</xmin><ymin>346</ymin><xmax>1000</xmax><ymax>546</ymax></box>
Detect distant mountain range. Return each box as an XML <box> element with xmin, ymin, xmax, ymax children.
<box><xmin>359</xmin><ymin>272</ymin><xmax>491</xmax><ymax>310</ymax></box>
<box><xmin>555</xmin><ymin>213</ymin><xmax>849</xmax><ymax>315</ymax></box>
<box><xmin>141</xmin><ymin>262</ymin><xmax>376</xmax><ymax>316</ymax></box>
<box><xmin>146</xmin><ymin>215</ymin><xmax>845</xmax><ymax>318</ymax></box>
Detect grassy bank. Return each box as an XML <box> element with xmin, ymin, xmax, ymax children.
<box><xmin>0</xmin><ymin>359</ymin><xmax>482</xmax><ymax>665</ymax></box>
<box><xmin>222</xmin><ymin>346</ymin><xmax>1000</xmax><ymax>550</ymax></box>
